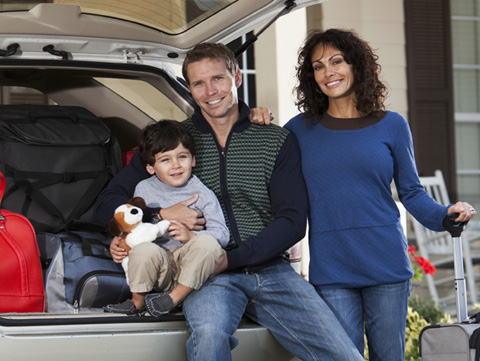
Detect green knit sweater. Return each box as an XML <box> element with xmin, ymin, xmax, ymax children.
<box><xmin>183</xmin><ymin>118</ymin><xmax>288</xmax><ymax>250</ymax></box>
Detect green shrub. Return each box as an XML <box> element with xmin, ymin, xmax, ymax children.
<box><xmin>408</xmin><ymin>295</ymin><xmax>445</xmax><ymax>325</ymax></box>
<box><xmin>405</xmin><ymin>307</ymin><xmax>429</xmax><ymax>361</ymax></box>
<box><xmin>405</xmin><ymin>297</ymin><xmax>451</xmax><ymax>361</ymax></box>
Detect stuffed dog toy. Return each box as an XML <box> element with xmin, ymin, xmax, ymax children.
<box><xmin>108</xmin><ymin>197</ymin><xmax>170</xmax><ymax>283</ymax></box>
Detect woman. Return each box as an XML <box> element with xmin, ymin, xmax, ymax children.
<box><xmin>255</xmin><ymin>28</ymin><xmax>477</xmax><ymax>360</ymax></box>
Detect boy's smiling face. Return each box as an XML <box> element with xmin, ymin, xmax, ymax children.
<box><xmin>146</xmin><ymin>143</ymin><xmax>195</xmax><ymax>187</ymax></box>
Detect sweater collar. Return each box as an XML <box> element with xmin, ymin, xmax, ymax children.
<box><xmin>191</xmin><ymin>100</ymin><xmax>252</xmax><ymax>134</ymax></box>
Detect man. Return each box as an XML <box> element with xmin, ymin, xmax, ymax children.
<box><xmin>94</xmin><ymin>43</ymin><xmax>363</xmax><ymax>361</ymax></box>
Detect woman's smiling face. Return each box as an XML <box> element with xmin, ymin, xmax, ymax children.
<box><xmin>311</xmin><ymin>44</ymin><xmax>356</xmax><ymax>102</ymax></box>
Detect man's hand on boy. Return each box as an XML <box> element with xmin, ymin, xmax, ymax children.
<box><xmin>159</xmin><ymin>194</ymin><xmax>206</xmax><ymax>231</ymax></box>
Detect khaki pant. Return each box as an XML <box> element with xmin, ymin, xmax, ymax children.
<box><xmin>127</xmin><ymin>234</ymin><xmax>222</xmax><ymax>293</ymax></box>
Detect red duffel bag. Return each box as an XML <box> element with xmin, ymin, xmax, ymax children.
<box><xmin>0</xmin><ymin>172</ymin><xmax>45</xmax><ymax>313</ymax></box>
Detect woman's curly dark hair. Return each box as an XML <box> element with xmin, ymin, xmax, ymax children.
<box><xmin>295</xmin><ymin>28</ymin><xmax>388</xmax><ymax>124</ymax></box>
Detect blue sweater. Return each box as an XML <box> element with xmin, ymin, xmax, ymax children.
<box><xmin>285</xmin><ymin>111</ymin><xmax>448</xmax><ymax>288</ymax></box>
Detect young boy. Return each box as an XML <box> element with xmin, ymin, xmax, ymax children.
<box><xmin>104</xmin><ymin>120</ymin><xmax>229</xmax><ymax>316</ymax></box>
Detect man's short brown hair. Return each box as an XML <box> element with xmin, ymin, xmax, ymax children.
<box><xmin>182</xmin><ymin>43</ymin><xmax>239</xmax><ymax>85</ymax></box>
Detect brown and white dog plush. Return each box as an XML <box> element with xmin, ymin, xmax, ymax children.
<box><xmin>108</xmin><ymin>197</ymin><xmax>170</xmax><ymax>283</ymax></box>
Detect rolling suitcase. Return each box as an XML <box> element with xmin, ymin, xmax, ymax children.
<box><xmin>0</xmin><ymin>172</ymin><xmax>45</xmax><ymax>313</ymax></box>
<box><xmin>419</xmin><ymin>214</ymin><xmax>480</xmax><ymax>360</ymax></box>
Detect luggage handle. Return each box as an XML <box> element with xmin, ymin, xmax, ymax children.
<box><xmin>5</xmin><ymin>166</ymin><xmax>111</xmax><ymax>232</ymax></box>
<box><xmin>442</xmin><ymin>212</ymin><xmax>469</xmax><ymax>237</ymax></box>
<box><xmin>443</xmin><ymin>213</ymin><xmax>469</xmax><ymax>322</ymax></box>
<box><xmin>28</xmin><ymin>111</ymin><xmax>79</xmax><ymax>124</ymax></box>
<box><xmin>60</xmin><ymin>231</ymin><xmax>113</xmax><ymax>260</ymax></box>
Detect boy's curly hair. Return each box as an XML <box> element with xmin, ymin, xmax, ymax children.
<box><xmin>295</xmin><ymin>28</ymin><xmax>388</xmax><ymax>125</ymax></box>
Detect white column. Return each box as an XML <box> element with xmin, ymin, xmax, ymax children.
<box><xmin>255</xmin><ymin>8</ymin><xmax>307</xmax><ymax>126</ymax></box>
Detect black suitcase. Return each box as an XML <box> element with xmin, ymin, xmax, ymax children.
<box><xmin>0</xmin><ymin>105</ymin><xmax>121</xmax><ymax>232</ymax></box>
<box><xmin>419</xmin><ymin>214</ymin><xmax>480</xmax><ymax>360</ymax></box>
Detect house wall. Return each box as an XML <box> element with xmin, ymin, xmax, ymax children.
<box><xmin>254</xmin><ymin>9</ymin><xmax>307</xmax><ymax>127</ymax></box>
<box><xmin>255</xmin><ymin>0</ymin><xmax>407</xmax><ymax>125</ymax></box>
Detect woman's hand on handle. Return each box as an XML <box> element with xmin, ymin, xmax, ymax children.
<box><xmin>447</xmin><ymin>201</ymin><xmax>477</xmax><ymax>222</ymax></box>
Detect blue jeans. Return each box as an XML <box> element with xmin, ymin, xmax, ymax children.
<box><xmin>182</xmin><ymin>262</ymin><xmax>364</xmax><ymax>361</ymax></box>
<box><xmin>316</xmin><ymin>280</ymin><xmax>411</xmax><ymax>361</ymax></box>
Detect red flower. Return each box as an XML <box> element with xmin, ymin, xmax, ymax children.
<box><xmin>408</xmin><ymin>245</ymin><xmax>437</xmax><ymax>277</ymax></box>
<box><xmin>408</xmin><ymin>246</ymin><xmax>417</xmax><ymax>256</ymax></box>
<box><xmin>415</xmin><ymin>256</ymin><xmax>437</xmax><ymax>275</ymax></box>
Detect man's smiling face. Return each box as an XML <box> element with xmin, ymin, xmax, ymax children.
<box><xmin>187</xmin><ymin>57</ymin><xmax>242</xmax><ymax>124</ymax></box>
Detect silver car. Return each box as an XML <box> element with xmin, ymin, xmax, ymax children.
<box><xmin>0</xmin><ymin>1</ymin><xmax>323</xmax><ymax>360</ymax></box>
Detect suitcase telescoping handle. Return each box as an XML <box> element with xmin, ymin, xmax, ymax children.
<box><xmin>443</xmin><ymin>213</ymin><xmax>469</xmax><ymax>322</ymax></box>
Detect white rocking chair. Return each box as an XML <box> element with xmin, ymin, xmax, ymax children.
<box><xmin>411</xmin><ymin>170</ymin><xmax>480</xmax><ymax>308</ymax></box>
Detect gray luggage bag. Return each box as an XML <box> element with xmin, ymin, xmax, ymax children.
<box><xmin>419</xmin><ymin>214</ymin><xmax>480</xmax><ymax>360</ymax></box>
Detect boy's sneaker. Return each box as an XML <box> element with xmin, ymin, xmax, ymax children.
<box><xmin>103</xmin><ymin>299</ymin><xmax>146</xmax><ymax>315</ymax></box>
<box><xmin>145</xmin><ymin>292</ymin><xmax>175</xmax><ymax>317</ymax></box>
